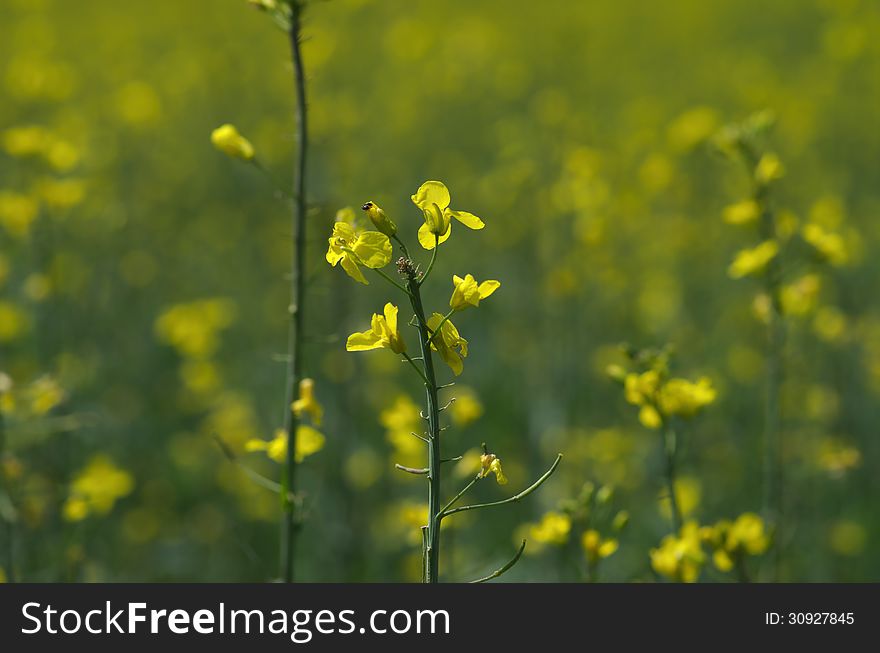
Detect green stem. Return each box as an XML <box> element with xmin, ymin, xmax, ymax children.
<box><xmin>469</xmin><ymin>540</ymin><xmax>527</xmax><ymax>583</ymax></box>
<box><xmin>440</xmin><ymin>454</ymin><xmax>563</xmax><ymax>519</ymax></box>
<box><xmin>440</xmin><ymin>475</ymin><xmax>480</xmax><ymax>515</ymax></box>
<box><xmin>280</xmin><ymin>0</ymin><xmax>307</xmax><ymax>584</ymax></box>
<box><xmin>405</xmin><ymin>274</ymin><xmax>442</xmax><ymax>583</ymax></box>
<box><xmin>0</xmin><ymin>405</ymin><xmax>15</xmax><ymax>582</ymax></box>
<box><xmin>392</xmin><ymin>234</ymin><xmax>411</xmax><ymax>260</ymax></box>
<box><xmin>662</xmin><ymin>419</ymin><xmax>682</xmax><ymax>533</ymax></box>
<box><xmin>752</xmin><ymin>169</ymin><xmax>785</xmax><ymax>581</ymax></box>
<box><xmin>402</xmin><ymin>352</ymin><xmax>429</xmax><ymax>386</ymax></box>
<box><xmin>419</xmin><ymin>235</ymin><xmax>439</xmax><ymax>286</ymax></box>
<box><xmin>372</xmin><ymin>267</ymin><xmax>411</xmax><ymax>295</ymax></box>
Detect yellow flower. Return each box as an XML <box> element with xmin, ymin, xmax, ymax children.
<box><xmin>28</xmin><ymin>375</ymin><xmax>65</xmax><ymax>416</ymax></box>
<box><xmin>411</xmin><ymin>180</ymin><xmax>485</xmax><ymax>250</ymax></box>
<box><xmin>245</xmin><ymin>426</ymin><xmax>325</xmax><ymax>464</ymax></box>
<box><xmin>0</xmin><ymin>190</ymin><xmax>39</xmax><ymax>239</ymax></box>
<box><xmin>780</xmin><ymin>274</ymin><xmax>821</xmax><ymax>316</ymax></box>
<box><xmin>623</xmin><ymin>370</ymin><xmax>660</xmax><ymax>405</ymax></box>
<box><xmin>291</xmin><ymin>378</ymin><xmax>323</xmax><ymax>426</ymax></box>
<box><xmin>528</xmin><ymin>511</ymin><xmax>571</xmax><ymax>545</ymax></box>
<box><xmin>705</xmin><ymin>513</ymin><xmax>769</xmax><ymax>572</ymax></box>
<box><xmin>325</xmin><ymin>221</ymin><xmax>393</xmax><ymax>285</ymax></box>
<box><xmin>154</xmin><ymin>298</ymin><xmax>237</xmax><ymax>359</ymax></box>
<box><xmin>581</xmin><ymin>529</ymin><xmax>619</xmax><ymax>563</ymax></box>
<box><xmin>650</xmin><ymin>521</ymin><xmax>705</xmax><ymax>582</ymax></box>
<box><xmin>754</xmin><ymin>152</ymin><xmax>785</xmax><ymax>185</ymax></box>
<box><xmin>427</xmin><ymin>313</ymin><xmax>468</xmax><ymax>375</ymax></box>
<box><xmin>658</xmin><ymin>377</ymin><xmax>716</xmax><ymax>417</ymax></box>
<box><xmin>447</xmin><ymin>386</ymin><xmax>483</xmax><ymax>427</ymax></box>
<box><xmin>449</xmin><ymin>274</ymin><xmax>501</xmax><ymax>311</ymax></box>
<box><xmin>361</xmin><ymin>201</ymin><xmax>397</xmax><ymax>237</ymax></box>
<box><xmin>479</xmin><ymin>453</ymin><xmax>508</xmax><ymax>485</ymax></box>
<box><xmin>62</xmin><ymin>455</ymin><xmax>134</xmax><ymax>522</ymax></box>
<box><xmin>728</xmin><ymin>240</ymin><xmax>779</xmax><ymax>279</ymax></box>
<box><xmin>723</xmin><ymin>199</ymin><xmax>760</xmax><ymax>226</ymax></box>
<box><xmin>211</xmin><ymin>124</ymin><xmax>255</xmax><ymax>160</ymax></box>
<box><xmin>802</xmin><ymin>223</ymin><xmax>848</xmax><ymax>266</ymax></box>
<box><xmin>346</xmin><ymin>303</ymin><xmax>406</xmax><ymax>354</ymax></box>
<box><xmin>638</xmin><ymin>405</ymin><xmax>662</xmax><ymax>429</ymax></box>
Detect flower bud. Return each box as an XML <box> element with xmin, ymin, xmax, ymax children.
<box><xmin>211</xmin><ymin>124</ymin><xmax>255</xmax><ymax>161</ymax></box>
<box><xmin>361</xmin><ymin>201</ymin><xmax>397</xmax><ymax>237</ymax></box>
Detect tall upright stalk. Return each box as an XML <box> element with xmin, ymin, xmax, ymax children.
<box><xmin>280</xmin><ymin>0</ymin><xmax>308</xmax><ymax>584</ymax></box>
<box><xmin>404</xmin><ymin>272</ymin><xmax>442</xmax><ymax>583</ymax></box>
<box><xmin>661</xmin><ymin>420</ymin><xmax>682</xmax><ymax>533</ymax></box>
<box><xmin>753</xmin><ymin>179</ymin><xmax>785</xmax><ymax>580</ymax></box>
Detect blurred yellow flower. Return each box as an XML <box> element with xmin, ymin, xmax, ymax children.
<box><xmin>0</xmin><ymin>190</ymin><xmax>39</xmax><ymax>238</ymax></box>
<box><xmin>802</xmin><ymin>223</ymin><xmax>848</xmax><ymax>266</ymax></box>
<box><xmin>528</xmin><ymin>511</ymin><xmax>571</xmax><ymax>545</ymax></box>
<box><xmin>0</xmin><ymin>301</ymin><xmax>31</xmax><ymax>343</ymax></box>
<box><xmin>63</xmin><ymin>456</ymin><xmax>134</xmax><ymax>522</ymax></box>
<box><xmin>155</xmin><ymin>298</ymin><xmax>237</xmax><ymax>359</ymax></box>
<box><xmin>427</xmin><ymin>313</ymin><xmax>468</xmax><ymax>375</ymax></box>
<box><xmin>828</xmin><ymin>520</ymin><xmax>866</xmax><ymax>556</ymax></box>
<box><xmin>3</xmin><ymin>125</ymin><xmax>51</xmax><ymax>157</ymax></box>
<box><xmin>660</xmin><ymin>476</ymin><xmax>701</xmax><ymax>521</ymax></box>
<box><xmin>325</xmin><ymin>221</ymin><xmax>393</xmax><ymax>285</ymax></box>
<box><xmin>291</xmin><ymin>378</ymin><xmax>323</xmax><ymax>426</ymax></box>
<box><xmin>361</xmin><ymin>201</ymin><xmax>397</xmax><ymax>237</ymax></box>
<box><xmin>446</xmin><ymin>386</ymin><xmax>483</xmax><ymax>427</ymax></box>
<box><xmin>28</xmin><ymin>375</ymin><xmax>64</xmax><ymax>415</ymax></box>
<box><xmin>411</xmin><ymin>180</ymin><xmax>484</xmax><ymax>250</ymax></box>
<box><xmin>728</xmin><ymin>240</ymin><xmax>778</xmax><ymax>279</ymax></box>
<box><xmin>211</xmin><ymin>124</ymin><xmax>255</xmax><ymax>160</ymax></box>
<box><xmin>581</xmin><ymin>529</ymin><xmax>619</xmax><ymax>563</ymax></box>
<box><xmin>723</xmin><ymin>199</ymin><xmax>760</xmax><ymax>226</ymax></box>
<box><xmin>245</xmin><ymin>425</ymin><xmax>325</xmax><ymax>464</ymax></box>
<box><xmin>754</xmin><ymin>152</ymin><xmax>785</xmax><ymax>185</ymax></box>
<box><xmin>449</xmin><ymin>274</ymin><xmax>500</xmax><ymax>312</ymax></box>
<box><xmin>704</xmin><ymin>512</ymin><xmax>769</xmax><ymax>572</ymax></box>
<box><xmin>780</xmin><ymin>274</ymin><xmax>821</xmax><ymax>317</ymax></box>
<box><xmin>658</xmin><ymin>377</ymin><xmax>716</xmax><ymax>417</ymax></box>
<box><xmin>346</xmin><ymin>303</ymin><xmax>406</xmax><ymax>354</ymax></box>
<box><xmin>650</xmin><ymin>521</ymin><xmax>705</xmax><ymax>582</ymax></box>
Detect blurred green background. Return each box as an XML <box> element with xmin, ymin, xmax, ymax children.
<box><xmin>0</xmin><ymin>0</ymin><xmax>877</xmax><ymax>582</ymax></box>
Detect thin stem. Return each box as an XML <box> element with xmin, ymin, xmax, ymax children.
<box><xmin>749</xmin><ymin>158</ymin><xmax>785</xmax><ymax>581</ymax></box>
<box><xmin>402</xmin><ymin>353</ymin><xmax>429</xmax><ymax>385</ymax></box>
<box><xmin>419</xmin><ymin>234</ymin><xmax>439</xmax><ymax>286</ymax></box>
<box><xmin>468</xmin><ymin>540</ymin><xmax>527</xmax><ymax>583</ymax></box>
<box><xmin>392</xmin><ymin>234</ymin><xmax>411</xmax><ymax>260</ymax></box>
<box><xmin>0</xmin><ymin>405</ymin><xmax>15</xmax><ymax>582</ymax></box>
<box><xmin>372</xmin><ymin>266</ymin><xmax>411</xmax><ymax>295</ymax></box>
<box><xmin>661</xmin><ymin>420</ymin><xmax>682</xmax><ymax>533</ymax></box>
<box><xmin>250</xmin><ymin>158</ymin><xmax>295</xmax><ymax>201</ymax></box>
<box><xmin>406</xmin><ymin>273</ymin><xmax>442</xmax><ymax>583</ymax></box>
<box><xmin>440</xmin><ymin>475</ymin><xmax>480</xmax><ymax>515</ymax></box>
<box><xmin>280</xmin><ymin>0</ymin><xmax>308</xmax><ymax>584</ymax></box>
<box><xmin>440</xmin><ymin>454</ymin><xmax>563</xmax><ymax>519</ymax></box>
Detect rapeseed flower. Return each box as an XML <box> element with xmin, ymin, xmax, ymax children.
<box><xmin>410</xmin><ymin>180</ymin><xmax>484</xmax><ymax>250</ymax></box>
<box><xmin>291</xmin><ymin>378</ymin><xmax>323</xmax><ymax>426</ymax></box>
<box><xmin>449</xmin><ymin>274</ymin><xmax>500</xmax><ymax>312</ymax></box>
<box><xmin>325</xmin><ymin>221</ymin><xmax>393</xmax><ymax>285</ymax></box>
<box><xmin>479</xmin><ymin>452</ymin><xmax>508</xmax><ymax>485</ymax></box>
<box><xmin>346</xmin><ymin>303</ymin><xmax>406</xmax><ymax>354</ymax></box>
<box><xmin>361</xmin><ymin>201</ymin><xmax>397</xmax><ymax>237</ymax></box>
<box><xmin>650</xmin><ymin>521</ymin><xmax>705</xmax><ymax>582</ymax></box>
<box><xmin>245</xmin><ymin>426</ymin><xmax>325</xmax><ymax>464</ymax></box>
<box><xmin>427</xmin><ymin>313</ymin><xmax>468</xmax><ymax>375</ymax></box>
<box><xmin>728</xmin><ymin>240</ymin><xmax>779</xmax><ymax>279</ymax></box>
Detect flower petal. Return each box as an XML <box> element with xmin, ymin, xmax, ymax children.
<box><xmin>353</xmin><ymin>232</ymin><xmax>392</xmax><ymax>268</ymax></box>
<box><xmin>346</xmin><ymin>329</ymin><xmax>383</xmax><ymax>351</ymax></box>
<box><xmin>477</xmin><ymin>280</ymin><xmax>501</xmax><ymax>299</ymax></box>
<box><xmin>418</xmin><ymin>221</ymin><xmax>452</xmax><ymax>250</ymax></box>
<box><xmin>295</xmin><ymin>425</ymin><xmax>325</xmax><ymax>463</ymax></box>
<box><xmin>340</xmin><ymin>254</ymin><xmax>368</xmax><ymax>284</ymax></box>
<box><xmin>411</xmin><ymin>180</ymin><xmax>450</xmax><ymax>211</ymax></box>
<box><xmin>383</xmin><ymin>303</ymin><xmax>398</xmax><ymax>334</ymax></box>
<box><xmin>446</xmin><ymin>209</ymin><xmax>484</xmax><ymax>230</ymax></box>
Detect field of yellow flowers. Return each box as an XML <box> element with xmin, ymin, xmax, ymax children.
<box><xmin>1</xmin><ymin>0</ymin><xmax>877</xmax><ymax>582</ymax></box>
